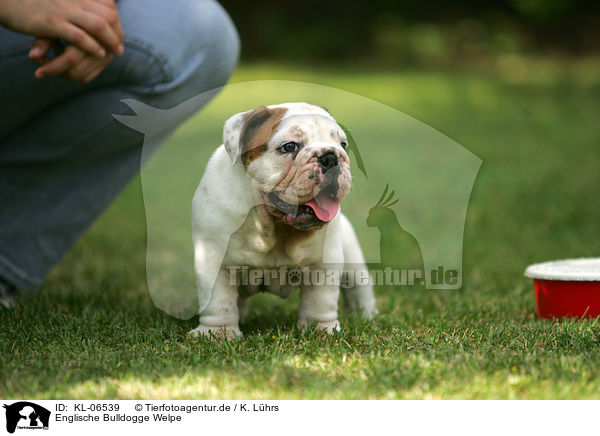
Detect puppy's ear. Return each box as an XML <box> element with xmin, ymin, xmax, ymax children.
<box><xmin>223</xmin><ymin>110</ymin><xmax>250</xmax><ymax>165</ymax></box>
<box><xmin>223</xmin><ymin>105</ymin><xmax>287</xmax><ymax>166</ymax></box>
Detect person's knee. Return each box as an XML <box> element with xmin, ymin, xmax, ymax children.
<box><xmin>191</xmin><ymin>0</ymin><xmax>240</xmax><ymax>91</ymax></box>
<box><xmin>157</xmin><ymin>0</ymin><xmax>240</xmax><ymax>92</ymax></box>
<box><xmin>115</xmin><ymin>0</ymin><xmax>239</xmax><ymax>100</ymax></box>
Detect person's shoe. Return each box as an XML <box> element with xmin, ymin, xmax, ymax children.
<box><xmin>0</xmin><ymin>277</ymin><xmax>16</xmax><ymax>309</ymax></box>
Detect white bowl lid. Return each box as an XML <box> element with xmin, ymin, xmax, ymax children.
<box><xmin>524</xmin><ymin>257</ymin><xmax>600</xmax><ymax>281</ymax></box>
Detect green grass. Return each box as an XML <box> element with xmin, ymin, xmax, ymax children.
<box><xmin>2</xmin><ymin>61</ymin><xmax>600</xmax><ymax>399</ymax></box>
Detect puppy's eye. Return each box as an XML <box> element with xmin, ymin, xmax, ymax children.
<box><xmin>340</xmin><ymin>140</ymin><xmax>348</xmax><ymax>149</ymax></box>
<box><xmin>278</xmin><ymin>141</ymin><xmax>299</xmax><ymax>154</ymax></box>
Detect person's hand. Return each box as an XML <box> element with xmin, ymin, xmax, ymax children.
<box><xmin>0</xmin><ymin>0</ymin><xmax>124</xmax><ymax>58</ymax></box>
<box><xmin>29</xmin><ymin>37</ymin><xmax>113</xmax><ymax>83</ymax></box>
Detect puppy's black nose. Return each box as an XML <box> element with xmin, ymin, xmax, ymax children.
<box><xmin>318</xmin><ymin>152</ymin><xmax>338</xmax><ymax>170</ymax></box>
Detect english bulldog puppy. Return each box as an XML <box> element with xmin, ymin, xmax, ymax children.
<box><xmin>190</xmin><ymin>102</ymin><xmax>377</xmax><ymax>339</ymax></box>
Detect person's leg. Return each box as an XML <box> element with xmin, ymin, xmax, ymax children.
<box><xmin>0</xmin><ymin>0</ymin><xmax>239</xmax><ymax>290</ymax></box>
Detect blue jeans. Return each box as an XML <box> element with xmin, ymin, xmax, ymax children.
<box><xmin>0</xmin><ymin>0</ymin><xmax>239</xmax><ymax>289</ymax></box>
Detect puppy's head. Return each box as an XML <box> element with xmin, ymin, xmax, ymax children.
<box><xmin>223</xmin><ymin>103</ymin><xmax>352</xmax><ymax>230</ymax></box>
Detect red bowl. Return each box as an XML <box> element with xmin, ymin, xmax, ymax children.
<box><xmin>534</xmin><ymin>279</ymin><xmax>600</xmax><ymax>319</ymax></box>
<box><xmin>525</xmin><ymin>258</ymin><xmax>600</xmax><ymax>320</ymax></box>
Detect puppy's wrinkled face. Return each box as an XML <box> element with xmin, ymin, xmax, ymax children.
<box><xmin>233</xmin><ymin>104</ymin><xmax>352</xmax><ymax>230</ymax></box>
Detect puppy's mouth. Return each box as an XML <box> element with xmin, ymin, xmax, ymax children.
<box><xmin>266</xmin><ymin>189</ymin><xmax>340</xmax><ymax>229</ymax></box>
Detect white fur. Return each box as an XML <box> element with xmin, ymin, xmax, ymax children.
<box><xmin>190</xmin><ymin>103</ymin><xmax>377</xmax><ymax>339</ymax></box>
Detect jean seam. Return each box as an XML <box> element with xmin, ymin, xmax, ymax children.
<box><xmin>0</xmin><ymin>37</ymin><xmax>172</xmax><ymax>89</ymax></box>
<box><xmin>0</xmin><ymin>251</ymin><xmax>40</xmax><ymax>288</ymax></box>
<box><xmin>121</xmin><ymin>36</ymin><xmax>173</xmax><ymax>92</ymax></box>
<box><xmin>1</xmin><ymin>110</ymin><xmax>128</xmax><ymax>167</ymax></box>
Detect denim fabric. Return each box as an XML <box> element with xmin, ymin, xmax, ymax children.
<box><xmin>0</xmin><ymin>0</ymin><xmax>239</xmax><ymax>288</ymax></box>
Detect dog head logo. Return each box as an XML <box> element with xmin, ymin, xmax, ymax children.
<box><xmin>3</xmin><ymin>402</ymin><xmax>50</xmax><ymax>434</ymax></box>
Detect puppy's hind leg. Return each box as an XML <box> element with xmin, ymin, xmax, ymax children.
<box><xmin>341</xmin><ymin>272</ymin><xmax>378</xmax><ymax>320</ymax></box>
<box><xmin>237</xmin><ymin>296</ymin><xmax>250</xmax><ymax>325</ymax></box>
<box><xmin>340</xmin><ymin>215</ymin><xmax>378</xmax><ymax>319</ymax></box>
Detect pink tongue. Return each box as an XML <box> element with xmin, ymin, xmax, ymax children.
<box><xmin>304</xmin><ymin>193</ymin><xmax>340</xmax><ymax>222</ymax></box>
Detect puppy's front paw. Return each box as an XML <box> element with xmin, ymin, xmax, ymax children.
<box><xmin>189</xmin><ymin>324</ymin><xmax>243</xmax><ymax>340</ymax></box>
<box><xmin>298</xmin><ymin>319</ymin><xmax>341</xmax><ymax>336</ymax></box>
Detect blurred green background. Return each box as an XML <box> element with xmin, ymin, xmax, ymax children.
<box><xmin>221</xmin><ymin>0</ymin><xmax>600</xmax><ymax>65</ymax></box>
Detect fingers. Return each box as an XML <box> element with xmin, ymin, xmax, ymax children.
<box><xmin>83</xmin><ymin>64</ymin><xmax>108</xmax><ymax>83</ymax></box>
<box><xmin>63</xmin><ymin>54</ymin><xmax>112</xmax><ymax>83</ymax></box>
<box><xmin>2</xmin><ymin>0</ymin><xmax>125</xmax><ymax>59</ymax></box>
<box><xmin>112</xmin><ymin>10</ymin><xmax>124</xmax><ymax>48</ymax></box>
<box><xmin>28</xmin><ymin>0</ymin><xmax>121</xmax><ymax>82</ymax></box>
<box><xmin>92</xmin><ymin>0</ymin><xmax>119</xmax><ymax>6</ymax></box>
<box><xmin>69</xmin><ymin>10</ymin><xmax>123</xmax><ymax>56</ymax></box>
<box><xmin>81</xmin><ymin>1</ymin><xmax>124</xmax><ymax>44</ymax></box>
<box><xmin>34</xmin><ymin>45</ymin><xmax>86</xmax><ymax>79</ymax></box>
<box><xmin>28</xmin><ymin>38</ymin><xmax>52</xmax><ymax>60</ymax></box>
<box><xmin>53</xmin><ymin>21</ymin><xmax>107</xmax><ymax>57</ymax></box>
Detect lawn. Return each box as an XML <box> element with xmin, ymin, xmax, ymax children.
<box><xmin>2</xmin><ymin>60</ymin><xmax>600</xmax><ymax>399</ymax></box>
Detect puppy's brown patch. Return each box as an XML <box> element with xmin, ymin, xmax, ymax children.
<box><xmin>239</xmin><ymin>106</ymin><xmax>287</xmax><ymax>166</ymax></box>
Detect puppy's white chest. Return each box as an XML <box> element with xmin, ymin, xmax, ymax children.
<box><xmin>224</xmin><ymin>207</ymin><xmax>325</xmax><ymax>268</ymax></box>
